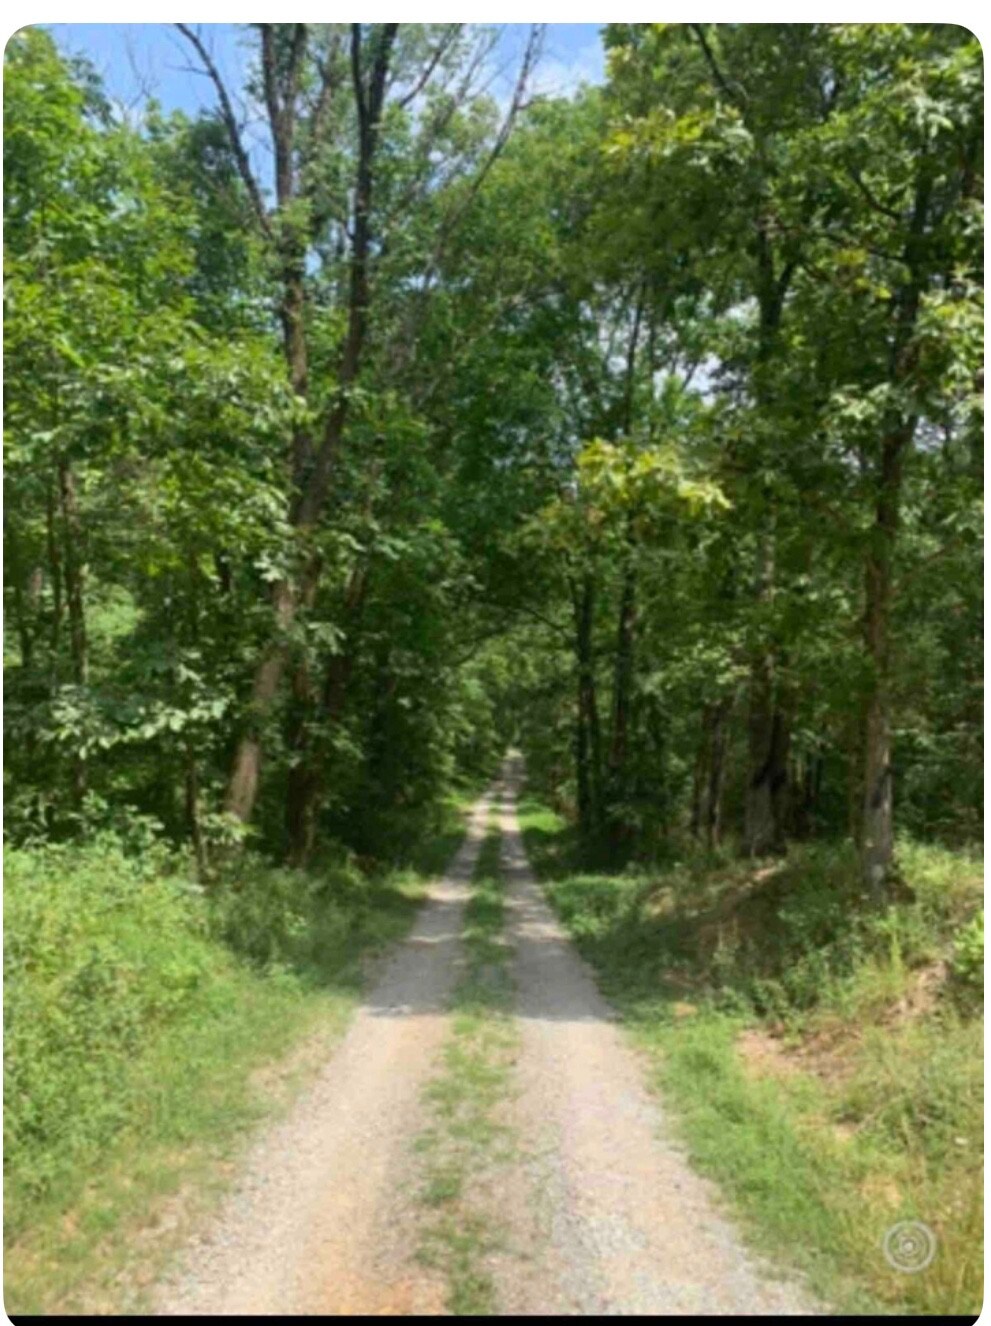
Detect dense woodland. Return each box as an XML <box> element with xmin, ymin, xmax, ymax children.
<box><xmin>4</xmin><ymin>22</ymin><xmax>983</xmax><ymax>883</ymax></box>
<box><xmin>2</xmin><ymin>24</ymin><xmax>984</xmax><ymax>1315</ymax></box>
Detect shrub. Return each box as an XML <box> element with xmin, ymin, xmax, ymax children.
<box><xmin>950</xmin><ymin>910</ymin><xmax>983</xmax><ymax>998</ymax></box>
<box><xmin>3</xmin><ymin>840</ymin><xmax>233</xmax><ymax>1211</ymax></box>
<box><xmin>3</xmin><ymin>830</ymin><xmax>426</xmax><ymax>1237</ymax></box>
<box><xmin>206</xmin><ymin>846</ymin><xmax>402</xmax><ymax>982</ymax></box>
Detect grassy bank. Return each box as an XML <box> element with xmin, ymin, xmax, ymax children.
<box><xmin>3</xmin><ymin>795</ymin><xmax>469</xmax><ymax>1315</ymax></box>
<box><xmin>519</xmin><ymin>796</ymin><xmax>983</xmax><ymax>1316</ymax></box>
<box><xmin>415</xmin><ymin>819</ymin><xmax>518</xmax><ymax>1314</ymax></box>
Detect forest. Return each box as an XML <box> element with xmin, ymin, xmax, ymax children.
<box><xmin>2</xmin><ymin>21</ymin><xmax>984</xmax><ymax>1318</ymax></box>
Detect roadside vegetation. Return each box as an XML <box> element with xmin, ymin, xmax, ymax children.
<box><xmin>415</xmin><ymin>821</ymin><xmax>518</xmax><ymax>1314</ymax></box>
<box><xmin>520</xmin><ymin>797</ymin><xmax>983</xmax><ymax>1315</ymax></box>
<box><xmin>2</xmin><ymin>795</ymin><xmax>468</xmax><ymax>1315</ymax></box>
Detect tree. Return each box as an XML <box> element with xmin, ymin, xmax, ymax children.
<box><xmin>177</xmin><ymin>24</ymin><xmax>541</xmax><ymax>846</ymax></box>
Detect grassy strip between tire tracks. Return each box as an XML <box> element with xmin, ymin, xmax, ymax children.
<box><xmin>414</xmin><ymin>816</ymin><xmax>519</xmax><ymax>1314</ymax></box>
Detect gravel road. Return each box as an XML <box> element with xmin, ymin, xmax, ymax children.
<box><xmin>153</xmin><ymin>791</ymin><xmax>495</xmax><ymax>1315</ymax></box>
<box><xmin>487</xmin><ymin>756</ymin><xmax>818</xmax><ymax>1314</ymax></box>
<box><xmin>152</xmin><ymin>763</ymin><xmax>818</xmax><ymax>1315</ymax></box>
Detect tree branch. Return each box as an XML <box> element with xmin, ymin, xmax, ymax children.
<box><xmin>367</xmin><ymin>24</ymin><xmax>399</xmax><ymax>127</ymax></box>
<box><xmin>176</xmin><ymin>24</ymin><xmax>271</xmax><ymax>237</ymax></box>
<box><xmin>848</xmin><ymin>165</ymin><xmax>902</xmax><ymax>222</ymax></box>
<box><xmin>307</xmin><ymin>30</ymin><xmax>345</xmax><ymax>163</ymax></box>
<box><xmin>397</xmin><ymin>24</ymin><xmax>543</xmax><ymax>357</ymax></box>
<box><xmin>690</xmin><ymin>24</ymin><xmax>747</xmax><ymax>109</ymax></box>
<box><xmin>350</xmin><ymin>23</ymin><xmax>366</xmax><ymax>126</ymax></box>
<box><xmin>450</xmin><ymin>22</ymin><xmax>542</xmax><ymax>224</ymax></box>
<box><xmin>397</xmin><ymin>25</ymin><xmax>461</xmax><ymax>109</ymax></box>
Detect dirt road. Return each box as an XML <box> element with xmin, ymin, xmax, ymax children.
<box><xmin>154</xmin><ymin>791</ymin><xmax>493</xmax><ymax>1316</ymax></box>
<box><xmin>488</xmin><ymin>758</ymin><xmax>815</xmax><ymax>1314</ymax></box>
<box><xmin>154</xmin><ymin>762</ymin><xmax>816</xmax><ymax>1315</ymax></box>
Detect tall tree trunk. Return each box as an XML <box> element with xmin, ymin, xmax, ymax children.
<box><xmin>746</xmin><ymin>664</ymin><xmax>773</xmax><ymax>853</ymax></box>
<box><xmin>223</xmin><ymin>24</ymin><xmax>397</xmax><ymax>828</ymax></box>
<box><xmin>226</xmin><ymin>578</ymin><xmax>296</xmax><ymax>821</ymax></box>
<box><xmin>46</xmin><ymin>480</ymin><xmax>63</xmax><ymax>672</ymax></box>
<box><xmin>690</xmin><ymin>718</ymin><xmax>707</xmax><ymax>842</ymax></box>
<box><xmin>185</xmin><ymin>742</ymin><xmax>207</xmax><ymax>880</ymax></box>
<box><xmin>744</xmin><ymin>527</ymin><xmax>785</xmax><ymax>855</ymax></box>
<box><xmin>57</xmin><ymin>460</ymin><xmax>86</xmax><ymax>687</ymax></box>
<box><xmin>859</xmin><ymin>169</ymin><xmax>929</xmax><ymax>898</ymax></box>
<box><xmin>285</xmin><ymin>654</ymin><xmax>317</xmax><ymax>867</ymax></box>
<box><xmin>310</xmin><ymin>651</ymin><xmax>356</xmax><ymax>854</ymax></box>
<box><xmin>588</xmin><ymin>678</ymin><xmax>604</xmax><ymax>835</ymax></box>
<box><xmin>847</xmin><ymin>703</ymin><xmax>863</xmax><ymax>847</ymax></box>
<box><xmin>605</xmin><ymin>556</ymin><xmax>637</xmax><ymax>854</ymax></box>
<box><xmin>285</xmin><ymin>566</ymin><xmax>367</xmax><ymax>866</ymax></box>
<box><xmin>574</xmin><ymin>572</ymin><xmax>603</xmax><ymax>840</ymax></box>
<box><xmin>5</xmin><ymin>515</ymin><xmax>38</xmax><ymax>670</ymax></box>
<box><xmin>743</xmin><ymin>224</ymin><xmax>795</xmax><ymax>856</ymax></box>
<box><xmin>705</xmin><ymin>695</ymin><xmax>731</xmax><ymax>849</ymax></box>
<box><xmin>181</xmin><ymin>552</ymin><xmax>208</xmax><ymax>879</ymax></box>
<box><xmin>57</xmin><ymin>458</ymin><xmax>87</xmax><ymax>803</ymax></box>
<box><xmin>284</xmin><ymin>651</ymin><xmax>356</xmax><ymax>868</ymax></box>
<box><xmin>576</xmin><ymin>677</ymin><xmax>592</xmax><ymax>834</ymax></box>
<box><xmin>746</xmin><ymin>670</ymin><xmax>790</xmax><ymax>856</ymax></box>
<box><xmin>794</xmin><ymin>747</ymin><xmax>823</xmax><ymax>840</ymax></box>
<box><xmin>861</xmin><ymin>426</ymin><xmax>908</xmax><ymax>900</ymax></box>
<box><xmin>769</xmin><ymin>693</ymin><xmax>791</xmax><ymax>843</ymax></box>
<box><xmin>602</xmin><ymin>282</ymin><xmax>645</xmax><ymax>854</ymax></box>
<box><xmin>692</xmin><ymin>700</ymin><xmax>724</xmax><ymax>844</ymax></box>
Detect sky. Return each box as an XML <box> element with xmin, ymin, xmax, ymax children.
<box><xmin>47</xmin><ymin>23</ymin><xmax>607</xmax><ymax>121</ymax></box>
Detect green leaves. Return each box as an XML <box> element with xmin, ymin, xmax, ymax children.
<box><xmin>577</xmin><ymin>437</ymin><xmax>729</xmax><ymax>518</ymax></box>
<box><xmin>3</xmin><ymin>23</ymin><xmax>980</xmax><ymax>873</ymax></box>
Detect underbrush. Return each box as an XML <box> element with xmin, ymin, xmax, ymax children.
<box><xmin>518</xmin><ymin>796</ymin><xmax>983</xmax><ymax>1316</ymax></box>
<box><xmin>3</xmin><ymin>802</ymin><xmax>466</xmax><ymax>1314</ymax></box>
<box><xmin>208</xmin><ymin>848</ymin><xmax>420</xmax><ymax>979</ymax></box>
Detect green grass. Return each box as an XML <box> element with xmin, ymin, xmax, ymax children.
<box><xmin>414</xmin><ymin>819</ymin><xmax>518</xmax><ymax>1315</ymax></box>
<box><xmin>517</xmin><ymin>795</ymin><xmax>983</xmax><ymax>1316</ymax></box>
<box><xmin>3</xmin><ymin>806</ymin><xmax>468</xmax><ymax>1316</ymax></box>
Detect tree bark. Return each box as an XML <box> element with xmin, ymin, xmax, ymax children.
<box><xmin>5</xmin><ymin>515</ymin><xmax>39</xmax><ymax>670</ymax></box>
<box><xmin>46</xmin><ymin>481</ymin><xmax>63</xmax><ymax>671</ymax></box>
<box><xmin>704</xmin><ymin>696</ymin><xmax>731</xmax><ymax>849</ymax></box>
<box><xmin>744</xmin><ymin>529</ymin><xmax>788</xmax><ymax>856</ymax></box>
<box><xmin>742</xmin><ymin>222</ymin><xmax>795</xmax><ymax>856</ymax></box>
<box><xmin>57</xmin><ymin>460</ymin><xmax>87</xmax><ymax>688</ymax></box>
<box><xmin>574</xmin><ymin>572</ymin><xmax>603</xmax><ymax>841</ymax></box>
<box><xmin>603</xmin><ymin>290</ymin><xmax>644</xmax><ymax>855</ymax></box>
<box><xmin>746</xmin><ymin>655</ymin><xmax>792</xmax><ymax>856</ymax></box>
<box><xmin>185</xmin><ymin>742</ymin><xmax>207</xmax><ymax>880</ymax></box>
<box><xmin>859</xmin><ymin>168</ymin><xmax>929</xmax><ymax>898</ymax></box>
<box><xmin>285</xmin><ymin>565</ymin><xmax>366</xmax><ymax>867</ymax></box>
<box><xmin>292</xmin><ymin>648</ymin><xmax>356</xmax><ymax>864</ymax></box>
<box><xmin>225</xmin><ymin>578</ymin><xmax>297</xmax><ymax>821</ymax></box>
<box><xmin>861</xmin><ymin>426</ymin><xmax>909</xmax><ymax>899</ymax></box>
<box><xmin>56</xmin><ymin>458</ymin><xmax>88</xmax><ymax>802</ymax></box>
<box><xmin>605</xmin><ymin>541</ymin><xmax>637</xmax><ymax>854</ymax></box>
<box><xmin>690</xmin><ymin>721</ymin><xmax>706</xmax><ymax>842</ymax></box>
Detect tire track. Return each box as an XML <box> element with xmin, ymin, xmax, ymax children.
<box><xmin>154</xmin><ymin>789</ymin><xmax>495</xmax><ymax>1316</ymax></box>
<box><xmin>491</xmin><ymin>755</ymin><xmax>820</xmax><ymax>1315</ymax></box>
